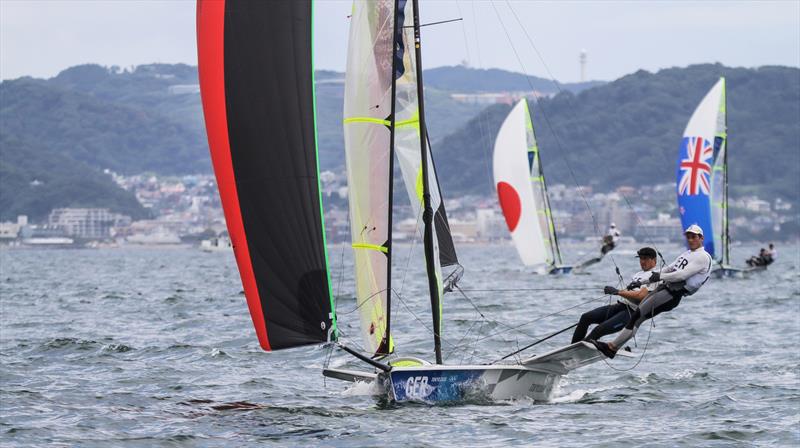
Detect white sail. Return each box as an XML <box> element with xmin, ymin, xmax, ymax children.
<box><xmin>493</xmin><ymin>99</ymin><xmax>552</xmax><ymax>267</ymax></box>
<box><xmin>343</xmin><ymin>0</ymin><xmax>396</xmax><ymax>356</ymax></box>
<box><xmin>392</xmin><ymin>0</ymin><xmax>450</xmax><ymax>335</ymax></box>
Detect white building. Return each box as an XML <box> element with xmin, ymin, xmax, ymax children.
<box><xmin>48</xmin><ymin>208</ymin><xmax>131</xmax><ymax>239</ymax></box>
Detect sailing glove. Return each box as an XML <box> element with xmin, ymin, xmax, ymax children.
<box><xmin>626</xmin><ymin>280</ymin><xmax>642</xmax><ymax>290</ymax></box>
<box><xmin>649</xmin><ymin>272</ymin><xmax>660</xmax><ymax>282</ymax></box>
<box><xmin>603</xmin><ymin>286</ymin><xmax>619</xmax><ymax>295</ymax></box>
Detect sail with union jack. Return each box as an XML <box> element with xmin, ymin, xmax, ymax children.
<box><xmin>676</xmin><ymin>78</ymin><xmax>726</xmax><ymax>259</ymax></box>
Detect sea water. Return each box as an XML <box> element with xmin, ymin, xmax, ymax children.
<box><xmin>1</xmin><ymin>242</ymin><xmax>798</xmax><ymax>446</ymax></box>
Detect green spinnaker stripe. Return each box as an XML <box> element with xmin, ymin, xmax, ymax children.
<box><xmin>352</xmin><ymin>243</ymin><xmax>389</xmax><ymax>253</ymax></box>
<box><xmin>311</xmin><ymin>0</ymin><xmax>337</xmax><ymax>338</ymax></box>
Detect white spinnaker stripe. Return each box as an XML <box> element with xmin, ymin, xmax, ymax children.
<box><xmin>684</xmin><ymin>78</ymin><xmax>724</xmax><ymax>142</ymax></box>
<box><xmin>493</xmin><ymin>100</ymin><xmax>548</xmax><ymax>266</ymax></box>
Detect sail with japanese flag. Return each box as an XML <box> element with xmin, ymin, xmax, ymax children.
<box><xmin>677</xmin><ymin>78</ymin><xmax>725</xmax><ymax>258</ymax></box>
<box><xmin>493</xmin><ymin>99</ymin><xmax>563</xmax><ymax>270</ymax></box>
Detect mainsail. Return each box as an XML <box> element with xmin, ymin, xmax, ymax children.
<box><xmin>709</xmin><ymin>78</ymin><xmax>729</xmax><ymax>265</ymax></box>
<box><xmin>494</xmin><ymin>99</ymin><xmax>562</xmax><ymax>269</ymax></box>
<box><xmin>197</xmin><ymin>0</ymin><xmax>336</xmax><ymax>351</ymax></box>
<box><xmin>677</xmin><ymin>78</ymin><xmax>726</xmax><ymax>259</ymax></box>
<box><xmin>343</xmin><ymin>0</ymin><xmax>457</xmax><ymax>358</ymax></box>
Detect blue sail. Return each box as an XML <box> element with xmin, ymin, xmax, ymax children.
<box><xmin>677</xmin><ymin>136</ymin><xmax>715</xmax><ymax>257</ymax></box>
<box><xmin>676</xmin><ymin>78</ymin><xmax>726</xmax><ymax>258</ymax></box>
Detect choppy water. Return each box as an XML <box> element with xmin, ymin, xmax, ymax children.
<box><xmin>1</xmin><ymin>242</ymin><xmax>798</xmax><ymax>447</ymax></box>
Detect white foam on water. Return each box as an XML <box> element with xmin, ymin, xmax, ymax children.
<box><xmin>340</xmin><ymin>379</ymin><xmax>383</xmax><ymax>397</ymax></box>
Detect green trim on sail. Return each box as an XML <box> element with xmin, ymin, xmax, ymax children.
<box><xmin>310</xmin><ymin>0</ymin><xmax>337</xmax><ymax>339</ymax></box>
<box><xmin>523</xmin><ymin>98</ymin><xmax>563</xmax><ymax>267</ymax></box>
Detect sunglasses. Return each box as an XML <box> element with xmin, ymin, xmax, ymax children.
<box><xmin>685</xmin><ymin>233</ymin><xmax>701</xmax><ymax>240</ymax></box>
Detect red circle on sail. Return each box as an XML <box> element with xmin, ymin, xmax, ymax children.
<box><xmin>497</xmin><ymin>182</ymin><xmax>521</xmax><ymax>232</ymax></box>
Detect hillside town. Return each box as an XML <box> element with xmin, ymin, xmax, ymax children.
<box><xmin>0</xmin><ymin>171</ymin><xmax>792</xmax><ymax>248</ymax></box>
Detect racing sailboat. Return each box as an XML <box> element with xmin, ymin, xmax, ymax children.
<box><xmin>493</xmin><ymin>99</ymin><xmax>571</xmax><ymax>275</ymax></box>
<box><xmin>677</xmin><ymin>77</ymin><xmax>751</xmax><ymax>278</ymax></box>
<box><xmin>198</xmin><ymin>0</ymin><xmax>611</xmax><ymax>403</ymax></box>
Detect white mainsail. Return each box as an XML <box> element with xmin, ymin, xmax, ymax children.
<box><xmin>391</xmin><ymin>0</ymin><xmax>454</xmax><ymax>338</ymax></box>
<box><xmin>493</xmin><ymin>99</ymin><xmax>560</xmax><ymax>268</ymax></box>
<box><xmin>343</xmin><ymin>1</ymin><xmax>396</xmax><ymax>356</ymax></box>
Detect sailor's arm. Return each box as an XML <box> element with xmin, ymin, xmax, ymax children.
<box><xmin>661</xmin><ymin>264</ymin><xmax>677</xmax><ymax>274</ymax></box>
<box><xmin>617</xmin><ymin>287</ymin><xmax>649</xmax><ymax>303</ymax></box>
<box><xmin>660</xmin><ymin>254</ymin><xmax>708</xmax><ymax>282</ymax></box>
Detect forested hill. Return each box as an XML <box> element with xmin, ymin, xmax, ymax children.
<box><xmin>423</xmin><ymin>65</ymin><xmax>604</xmax><ymax>93</ymax></box>
<box><xmin>433</xmin><ymin>64</ymin><xmax>800</xmax><ymax>204</ymax></box>
<box><xmin>1</xmin><ymin>63</ymin><xmax>798</xmax><ymax>221</ymax></box>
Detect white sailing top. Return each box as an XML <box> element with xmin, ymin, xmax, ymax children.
<box><xmin>620</xmin><ymin>268</ymin><xmax>660</xmax><ymax>309</ymax></box>
<box><xmin>607</xmin><ymin>227</ymin><xmax>620</xmax><ymax>243</ymax></box>
<box><xmin>661</xmin><ymin>247</ymin><xmax>712</xmax><ymax>295</ymax></box>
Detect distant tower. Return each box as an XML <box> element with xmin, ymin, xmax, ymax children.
<box><xmin>579</xmin><ymin>49</ymin><xmax>587</xmax><ymax>82</ymax></box>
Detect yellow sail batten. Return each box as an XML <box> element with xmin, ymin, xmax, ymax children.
<box><xmin>352</xmin><ymin>243</ymin><xmax>389</xmax><ymax>253</ymax></box>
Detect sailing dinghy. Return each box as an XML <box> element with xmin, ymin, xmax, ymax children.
<box><xmin>198</xmin><ymin>0</ymin><xmax>612</xmax><ymax>404</ymax></box>
<box><xmin>493</xmin><ymin>99</ymin><xmax>572</xmax><ymax>275</ymax></box>
<box><xmin>677</xmin><ymin>77</ymin><xmax>754</xmax><ymax>278</ymax></box>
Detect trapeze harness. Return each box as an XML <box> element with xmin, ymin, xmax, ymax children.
<box><xmin>571</xmin><ymin>269</ymin><xmax>656</xmax><ymax>343</ymax></box>
<box><xmin>610</xmin><ymin>248</ymin><xmax>712</xmax><ymax>348</ymax></box>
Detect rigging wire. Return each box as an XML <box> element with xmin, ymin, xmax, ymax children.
<box><xmin>457</xmin><ymin>286</ymin><xmax>597</xmax><ymax>292</ymax></box>
<box><xmin>487</xmin><ymin>0</ymin><xmax>624</xmax><ymax>285</ymax></box>
<box><xmin>446</xmin><ymin>293</ymin><xmax>608</xmax><ymax>352</ymax></box>
<box><xmin>501</xmin><ymin>0</ymin><xmax>671</xmax><ymax>264</ymax></box>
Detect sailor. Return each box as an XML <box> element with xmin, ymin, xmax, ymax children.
<box><xmin>766</xmin><ymin>243</ymin><xmax>776</xmax><ymax>265</ymax></box>
<box><xmin>592</xmin><ymin>224</ymin><xmax>712</xmax><ymax>359</ymax></box>
<box><xmin>747</xmin><ymin>248</ymin><xmax>770</xmax><ymax>267</ymax></box>
<box><xmin>571</xmin><ymin>247</ymin><xmax>660</xmax><ymax>343</ymax></box>
<box><xmin>601</xmin><ymin>223</ymin><xmax>620</xmax><ymax>255</ymax></box>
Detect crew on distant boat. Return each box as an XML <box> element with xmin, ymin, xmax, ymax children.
<box><xmin>592</xmin><ymin>224</ymin><xmax>712</xmax><ymax>359</ymax></box>
<box><xmin>600</xmin><ymin>223</ymin><xmax>620</xmax><ymax>255</ymax></box>
<box><xmin>571</xmin><ymin>247</ymin><xmax>661</xmax><ymax>343</ymax></box>
<box><xmin>746</xmin><ymin>244</ymin><xmax>775</xmax><ymax>267</ymax></box>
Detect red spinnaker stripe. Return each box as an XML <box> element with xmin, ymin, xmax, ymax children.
<box><xmin>196</xmin><ymin>0</ymin><xmax>271</xmax><ymax>351</ymax></box>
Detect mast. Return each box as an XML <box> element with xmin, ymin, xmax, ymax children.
<box><xmin>411</xmin><ymin>0</ymin><xmax>442</xmax><ymax>364</ymax></box>
<box><xmin>382</xmin><ymin>0</ymin><xmax>402</xmax><ymax>355</ymax></box>
<box><xmin>530</xmin><ymin>106</ymin><xmax>563</xmax><ymax>267</ymax></box>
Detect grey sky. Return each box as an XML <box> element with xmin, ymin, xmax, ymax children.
<box><xmin>2</xmin><ymin>0</ymin><xmax>798</xmax><ymax>82</ymax></box>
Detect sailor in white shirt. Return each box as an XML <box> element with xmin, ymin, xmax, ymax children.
<box><xmin>571</xmin><ymin>247</ymin><xmax>661</xmax><ymax>343</ymax></box>
<box><xmin>601</xmin><ymin>223</ymin><xmax>620</xmax><ymax>255</ymax></box>
<box><xmin>592</xmin><ymin>224</ymin><xmax>712</xmax><ymax>359</ymax></box>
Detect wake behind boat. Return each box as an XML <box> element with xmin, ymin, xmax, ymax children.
<box><xmin>325</xmin><ymin>341</ymin><xmax>633</xmax><ymax>402</ymax></box>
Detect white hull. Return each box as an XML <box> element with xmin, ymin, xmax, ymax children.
<box><xmin>327</xmin><ymin>342</ymin><xmax>620</xmax><ymax>403</ymax></box>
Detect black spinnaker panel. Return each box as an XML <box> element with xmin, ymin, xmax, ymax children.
<box><xmin>197</xmin><ymin>0</ymin><xmax>335</xmax><ymax>351</ymax></box>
